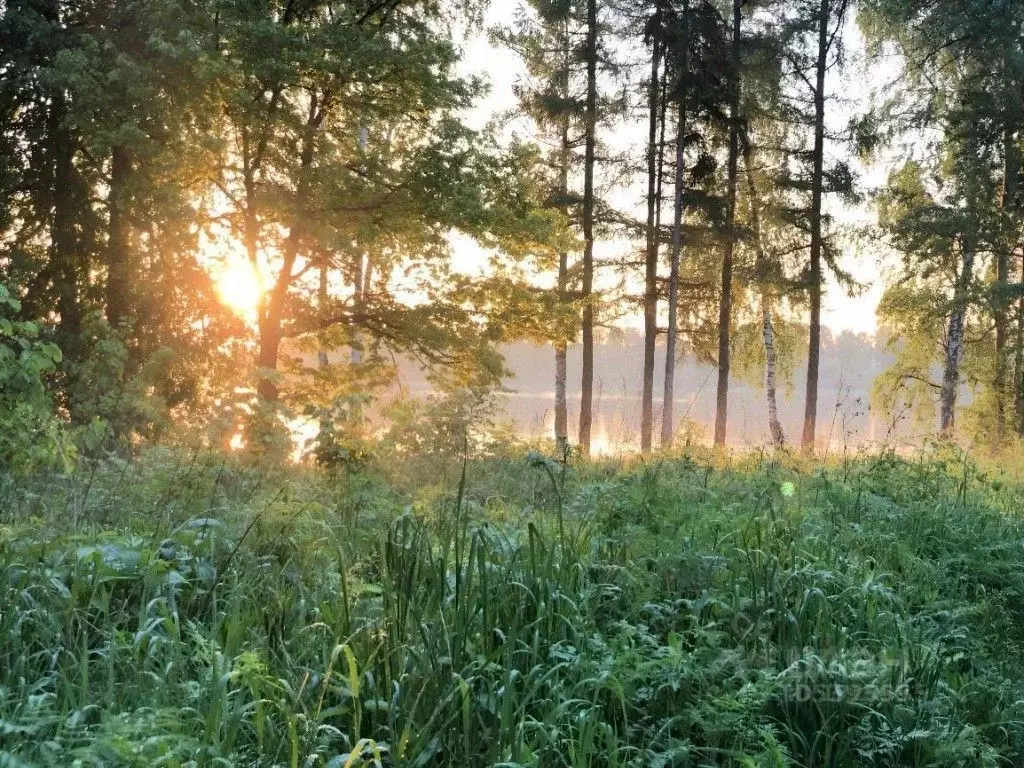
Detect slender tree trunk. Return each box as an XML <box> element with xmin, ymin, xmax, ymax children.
<box><xmin>742</xmin><ymin>128</ymin><xmax>785</xmax><ymax>447</ymax></box>
<box><xmin>998</xmin><ymin>124</ymin><xmax>1019</xmax><ymax>438</ymax></box>
<box><xmin>801</xmin><ymin>0</ymin><xmax>830</xmax><ymax>454</ymax></box>
<box><xmin>662</xmin><ymin>102</ymin><xmax>686</xmax><ymax>448</ymax></box>
<box><xmin>554</xmin><ymin>58</ymin><xmax>571</xmax><ymax>452</ymax></box>
<box><xmin>762</xmin><ymin>296</ymin><xmax>785</xmax><ymax>448</ymax></box>
<box><xmin>106</xmin><ymin>146</ymin><xmax>132</xmax><ymax>328</ymax></box>
<box><xmin>351</xmin><ymin>127</ymin><xmax>369</xmax><ymax>368</ymax></box>
<box><xmin>714</xmin><ymin>0</ymin><xmax>742</xmax><ymax>448</ymax></box>
<box><xmin>42</xmin><ymin>0</ymin><xmax>83</xmax><ymax>344</ymax></box>
<box><xmin>940</xmin><ymin>242</ymin><xmax>975</xmax><ymax>437</ymax></box>
<box><xmin>578</xmin><ymin>0</ymin><xmax>598</xmax><ymax>455</ymax></box>
<box><xmin>641</xmin><ymin>30</ymin><xmax>662</xmax><ymax>454</ymax></box>
<box><xmin>47</xmin><ymin>86</ymin><xmax>82</xmax><ymax>342</ymax></box>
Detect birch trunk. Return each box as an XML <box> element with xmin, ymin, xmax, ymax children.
<box><xmin>351</xmin><ymin>255</ymin><xmax>364</xmax><ymax>365</ymax></box>
<box><xmin>939</xmin><ymin>243</ymin><xmax>975</xmax><ymax>437</ymax></box>
<box><xmin>997</xmin><ymin>124</ymin><xmax>1020</xmax><ymax>437</ymax></box>
<box><xmin>742</xmin><ymin>129</ymin><xmax>785</xmax><ymax>448</ymax></box>
<box><xmin>1018</xmin><ymin>241</ymin><xmax>1024</xmax><ymax>435</ymax></box>
<box><xmin>762</xmin><ymin>297</ymin><xmax>785</xmax><ymax>448</ymax></box>
<box><xmin>351</xmin><ymin>128</ymin><xmax>369</xmax><ymax>368</ymax></box>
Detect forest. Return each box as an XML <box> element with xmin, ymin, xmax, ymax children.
<box><xmin>3</xmin><ymin>0</ymin><xmax>1024</xmax><ymax>765</ymax></box>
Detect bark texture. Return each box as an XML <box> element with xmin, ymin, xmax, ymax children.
<box><xmin>641</xmin><ymin>26</ymin><xmax>662</xmax><ymax>454</ymax></box>
<box><xmin>940</xmin><ymin>243</ymin><xmax>975</xmax><ymax>437</ymax></box>
<box><xmin>714</xmin><ymin>0</ymin><xmax>742</xmax><ymax>447</ymax></box>
<box><xmin>801</xmin><ymin>0</ymin><xmax>830</xmax><ymax>454</ymax></box>
<box><xmin>662</xmin><ymin>102</ymin><xmax>686</xmax><ymax>448</ymax></box>
<box><xmin>578</xmin><ymin>0</ymin><xmax>598</xmax><ymax>454</ymax></box>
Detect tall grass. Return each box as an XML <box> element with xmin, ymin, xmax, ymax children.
<box><xmin>3</xmin><ymin>446</ymin><xmax>1024</xmax><ymax>766</ymax></box>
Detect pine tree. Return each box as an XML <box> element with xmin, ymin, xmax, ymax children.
<box><xmin>658</xmin><ymin>0</ymin><xmax>731</xmax><ymax>447</ymax></box>
<box><xmin>712</xmin><ymin>0</ymin><xmax>743</xmax><ymax>447</ymax></box>
<box><xmin>578</xmin><ymin>0</ymin><xmax>599</xmax><ymax>454</ymax></box>
<box><xmin>495</xmin><ymin>0</ymin><xmax>589</xmax><ymax>452</ymax></box>
<box><xmin>779</xmin><ymin>0</ymin><xmax>852</xmax><ymax>453</ymax></box>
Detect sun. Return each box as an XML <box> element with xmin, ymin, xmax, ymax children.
<box><xmin>216</xmin><ymin>256</ymin><xmax>264</xmax><ymax>318</ymax></box>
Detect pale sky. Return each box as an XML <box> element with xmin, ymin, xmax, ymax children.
<box><xmin>453</xmin><ymin>2</ymin><xmax>895</xmax><ymax>337</ymax></box>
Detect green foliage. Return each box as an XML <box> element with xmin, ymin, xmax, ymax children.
<box><xmin>0</xmin><ymin>284</ymin><xmax>73</xmax><ymax>473</ymax></box>
<box><xmin>4</xmin><ymin>449</ymin><xmax>1024</xmax><ymax>765</ymax></box>
<box><xmin>308</xmin><ymin>394</ymin><xmax>373</xmax><ymax>472</ymax></box>
<box><xmin>379</xmin><ymin>386</ymin><xmax>504</xmax><ymax>461</ymax></box>
<box><xmin>66</xmin><ymin>314</ymin><xmax>176</xmax><ymax>444</ymax></box>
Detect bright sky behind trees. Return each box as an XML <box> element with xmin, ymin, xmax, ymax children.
<box><xmin>455</xmin><ymin>2</ymin><xmax>892</xmax><ymax>335</ymax></box>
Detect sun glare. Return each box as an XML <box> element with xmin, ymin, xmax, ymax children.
<box><xmin>216</xmin><ymin>257</ymin><xmax>264</xmax><ymax>318</ymax></box>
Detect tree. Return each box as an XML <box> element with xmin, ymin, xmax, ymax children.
<box><xmin>712</xmin><ymin>0</ymin><xmax>742</xmax><ymax>447</ymax></box>
<box><xmin>578</xmin><ymin>0</ymin><xmax>599</xmax><ymax>454</ymax></box>
<box><xmin>212</xmin><ymin>0</ymin><xmax>555</xmax><ymax>419</ymax></box>
<box><xmin>741</xmin><ymin>131</ymin><xmax>788</xmax><ymax>447</ymax></box>
<box><xmin>0</xmin><ymin>0</ymin><xmax>235</xmax><ymax>435</ymax></box>
<box><xmin>776</xmin><ymin>0</ymin><xmax>851</xmax><ymax>453</ymax></box>
<box><xmin>861</xmin><ymin>0</ymin><xmax>1024</xmax><ymax>441</ymax></box>
<box><xmin>0</xmin><ymin>0</ymin><xmax>94</xmax><ymax>353</ymax></box>
<box><xmin>662</xmin><ymin>25</ymin><xmax>687</xmax><ymax>448</ymax></box>
<box><xmin>495</xmin><ymin>0</ymin><xmax>589</xmax><ymax>452</ymax></box>
<box><xmin>639</xmin><ymin>0</ymin><xmax>667</xmax><ymax>454</ymax></box>
<box><xmin>658</xmin><ymin>0</ymin><xmax>730</xmax><ymax>447</ymax></box>
<box><xmin>875</xmin><ymin>152</ymin><xmax>997</xmax><ymax>436</ymax></box>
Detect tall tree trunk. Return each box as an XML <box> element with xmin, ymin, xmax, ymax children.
<box><xmin>662</xmin><ymin>102</ymin><xmax>686</xmax><ymax>448</ymax></box>
<box><xmin>363</xmin><ymin>256</ymin><xmax>373</xmax><ymax>298</ymax></box>
<box><xmin>641</xmin><ymin>28</ymin><xmax>662</xmax><ymax>454</ymax></box>
<box><xmin>714</xmin><ymin>0</ymin><xmax>742</xmax><ymax>448</ymax></box>
<box><xmin>998</xmin><ymin>124</ymin><xmax>1019</xmax><ymax>438</ymax></box>
<box><xmin>47</xmin><ymin>86</ymin><xmax>82</xmax><ymax>342</ymax></box>
<box><xmin>801</xmin><ymin>0</ymin><xmax>830</xmax><ymax>454</ymax></box>
<box><xmin>554</xmin><ymin>328</ymin><xmax>568</xmax><ymax>451</ymax></box>
<box><xmin>106</xmin><ymin>146</ymin><xmax>132</xmax><ymax>328</ymax></box>
<box><xmin>42</xmin><ymin>0</ymin><xmax>83</xmax><ymax>345</ymax></box>
<box><xmin>554</xmin><ymin>56</ymin><xmax>571</xmax><ymax>452</ymax></box>
<box><xmin>578</xmin><ymin>0</ymin><xmax>598</xmax><ymax>454</ymax></box>
<box><xmin>940</xmin><ymin>242</ymin><xmax>975</xmax><ymax>437</ymax></box>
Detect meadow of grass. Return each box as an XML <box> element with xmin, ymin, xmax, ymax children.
<box><xmin>3</xmin><ymin>444</ymin><xmax>1024</xmax><ymax>767</ymax></box>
